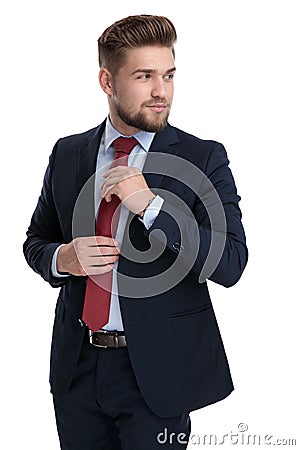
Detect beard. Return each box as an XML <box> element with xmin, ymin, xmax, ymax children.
<box><xmin>115</xmin><ymin>99</ymin><xmax>170</xmax><ymax>133</ymax></box>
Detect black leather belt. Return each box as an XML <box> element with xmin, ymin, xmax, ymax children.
<box><xmin>89</xmin><ymin>329</ymin><xmax>127</xmax><ymax>348</ymax></box>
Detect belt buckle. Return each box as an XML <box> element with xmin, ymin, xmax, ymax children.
<box><xmin>89</xmin><ymin>329</ymin><xmax>120</xmax><ymax>348</ymax></box>
<box><xmin>89</xmin><ymin>329</ymin><xmax>108</xmax><ymax>348</ymax></box>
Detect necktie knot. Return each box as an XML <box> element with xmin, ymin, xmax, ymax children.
<box><xmin>113</xmin><ymin>137</ymin><xmax>138</xmax><ymax>157</ymax></box>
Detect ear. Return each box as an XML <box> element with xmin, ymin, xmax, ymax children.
<box><xmin>99</xmin><ymin>68</ymin><xmax>113</xmax><ymax>95</ymax></box>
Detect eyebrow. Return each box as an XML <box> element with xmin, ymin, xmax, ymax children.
<box><xmin>131</xmin><ymin>67</ymin><xmax>176</xmax><ymax>76</ymax></box>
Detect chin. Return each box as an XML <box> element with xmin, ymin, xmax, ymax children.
<box><xmin>116</xmin><ymin>106</ymin><xmax>169</xmax><ymax>133</ymax></box>
<box><xmin>143</xmin><ymin>114</ymin><xmax>169</xmax><ymax>132</ymax></box>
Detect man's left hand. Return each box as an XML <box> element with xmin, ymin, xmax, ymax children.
<box><xmin>100</xmin><ymin>166</ymin><xmax>155</xmax><ymax>215</ymax></box>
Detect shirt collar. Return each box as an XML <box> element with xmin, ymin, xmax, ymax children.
<box><xmin>103</xmin><ymin>116</ymin><xmax>156</xmax><ymax>154</ymax></box>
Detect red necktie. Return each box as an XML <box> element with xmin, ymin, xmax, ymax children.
<box><xmin>82</xmin><ymin>137</ymin><xmax>138</xmax><ymax>331</ymax></box>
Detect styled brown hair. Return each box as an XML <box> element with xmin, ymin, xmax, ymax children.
<box><xmin>98</xmin><ymin>15</ymin><xmax>177</xmax><ymax>75</ymax></box>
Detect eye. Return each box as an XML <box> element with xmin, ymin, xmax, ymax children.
<box><xmin>163</xmin><ymin>73</ymin><xmax>175</xmax><ymax>80</ymax></box>
<box><xmin>137</xmin><ymin>74</ymin><xmax>151</xmax><ymax>80</ymax></box>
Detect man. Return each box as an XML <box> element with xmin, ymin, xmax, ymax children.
<box><xmin>24</xmin><ymin>15</ymin><xmax>248</xmax><ymax>450</ymax></box>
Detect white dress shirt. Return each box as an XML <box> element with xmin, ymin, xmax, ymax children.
<box><xmin>52</xmin><ymin>117</ymin><xmax>164</xmax><ymax>330</ymax></box>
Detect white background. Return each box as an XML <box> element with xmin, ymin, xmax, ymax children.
<box><xmin>1</xmin><ymin>0</ymin><xmax>299</xmax><ymax>448</ymax></box>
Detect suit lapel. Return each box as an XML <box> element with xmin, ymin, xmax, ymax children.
<box><xmin>77</xmin><ymin>121</ymin><xmax>106</xmax><ymax>193</ymax></box>
<box><xmin>143</xmin><ymin>124</ymin><xmax>179</xmax><ymax>189</ymax></box>
<box><xmin>73</xmin><ymin>121</ymin><xmax>106</xmax><ymax>238</ymax></box>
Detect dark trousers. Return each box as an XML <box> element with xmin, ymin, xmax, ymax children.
<box><xmin>53</xmin><ymin>332</ymin><xmax>191</xmax><ymax>449</ymax></box>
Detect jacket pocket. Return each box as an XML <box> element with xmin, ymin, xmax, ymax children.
<box><xmin>169</xmin><ymin>303</ymin><xmax>212</xmax><ymax>319</ymax></box>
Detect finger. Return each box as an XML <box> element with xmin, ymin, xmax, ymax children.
<box><xmin>101</xmin><ymin>177</ymin><xmax>117</xmax><ymax>191</ymax></box>
<box><xmin>103</xmin><ymin>192</ymin><xmax>113</xmax><ymax>202</ymax></box>
<box><xmin>85</xmin><ymin>247</ymin><xmax>120</xmax><ymax>258</ymax></box>
<box><xmin>89</xmin><ymin>254</ymin><xmax>119</xmax><ymax>265</ymax></box>
<box><xmin>103</xmin><ymin>166</ymin><xmax>127</xmax><ymax>177</ymax></box>
<box><xmin>101</xmin><ymin>175</ymin><xmax>133</xmax><ymax>197</ymax></box>
<box><xmin>84</xmin><ymin>262</ymin><xmax>116</xmax><ymax>276</ymax></box>
<box><xmin>76</xmin><ymin>235</ymin><xmax>118</xmax><ymax>246</ymax></box>
<box><xmin>93</xmin><ymin>245</ymin><xmax>120</xmax><ymax>255</ymax></box>
<box><xmin>101</xmin><ymin>185</ymin><xmax>115</xmax><ymax>201</ymax></box>
<box><xmin>92</xmin><ymin>236</ymin><xmax>119</xmax><ymax>246</ymax></box>
<box><xmin>103</xmin><ymin>167</ymin><xmax>140</xmax><ymax>182</ymax></box>
<box><xmin>81</xmin><ymin>254</ymin><xmax>119</xmax><ymax>266</ymax></box>
<box><xmin>103</xmin><ymin>167</ymin><xmax>142</xmax><ymax>187</ymax></box>
<box><xmin>100</xmin><ymin>178</ymin><xmax>120</xmax><ymax>191</ymax></box>
<box><xmin>102</xmin><ymin>175</ymin><xmax>124</xmax><ymax>188</ymax></box>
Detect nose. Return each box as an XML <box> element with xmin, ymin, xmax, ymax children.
<box><xmin>151</xmin><ymin>77</ymin><xmax>167</xmax><ymax>99</ymax></box>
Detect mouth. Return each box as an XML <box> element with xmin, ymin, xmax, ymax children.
<box><xmin>147</xmin><ymin>104</ymin><xmax>168</xmax><ymax>113</ymax></box>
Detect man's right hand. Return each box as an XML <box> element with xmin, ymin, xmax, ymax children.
<box><xmin>56</xmin><ymin>236</ymin><xmax>120</xmax><ymax>276</ymax></box>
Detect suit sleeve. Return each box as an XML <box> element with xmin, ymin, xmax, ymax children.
<box><xmin>145</xmin><ymin>142</ymin><xmax>248</xmax><ymax>287</ymax></box>
<box><xmin>23</xmin><ymin>142</ymin><xmax>69</xmax><ymax>288</ymax></box>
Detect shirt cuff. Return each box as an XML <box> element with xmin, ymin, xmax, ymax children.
<box><xmin>139</xmin><ymin>195</ymin><xmax>164</xmax><ymax>230</ymax></box>
<box><xmin>51</xmin><ymin>244</ymin><xmax>70</xmax><ymax>278</ymax></box>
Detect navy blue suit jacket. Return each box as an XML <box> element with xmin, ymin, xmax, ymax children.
<box><xmin>23</xmin><ymin>120</ymin><xmax>248</xmax><ymax>417</ymax></box>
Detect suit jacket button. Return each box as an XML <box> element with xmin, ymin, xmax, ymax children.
<box><xmin>172</xmin><ymin>242</ymin><xmax>181</xmax><ymax>252</ymax></box>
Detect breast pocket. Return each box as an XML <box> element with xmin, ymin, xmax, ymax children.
<box><xmin>169</xmin><ymin>303</ymin><xmax>212</xmax><ymax>319</ymax></box>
